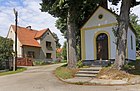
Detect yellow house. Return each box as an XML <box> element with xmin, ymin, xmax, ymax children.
<box><xmin>81</xmin><ymin>6</ymin><xmax>136</xmax><ymax>66</ymax></box>
<box><xmin>7</xmin><ymin>25</ymin><xmax>56</xmax><ymax>62</ymax></box>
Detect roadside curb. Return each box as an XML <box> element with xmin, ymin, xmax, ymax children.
<box><xmin>56</xmin><ymin>76</ymin><xmax>140</xmax><ymax>86</ymax></box>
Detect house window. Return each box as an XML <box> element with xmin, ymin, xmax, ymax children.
<box><xmin>27</xmin><ymin>51</ymin><xmax>35</xmax><ymax>58</ymax></box>
<box><xmin>46</xmin><ymin>53</ymin><xmax>51</xmax><ymax>59</ymax></box>
<box><xmin>131</xmin><ymin>35</ymin><xmax>133</xmax><ymax>50</ymax></box>
<box><xmin>46</xmin><ymin>41</ymin><xmax>51</xmax><ymax>47</ymax></box>
<box><xmin>46</xmin><ymin>41</ymin><xmax>53</xmax><ymax>50</ymax></box>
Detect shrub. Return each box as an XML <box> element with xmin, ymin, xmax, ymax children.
<box><xmin>33</xmin><ymin>60</ymin><xmax>47</xmax><ymax>66</ymax></box>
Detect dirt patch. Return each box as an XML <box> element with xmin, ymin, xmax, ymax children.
<box><xmin>97</xmin><ymin>67</ymin><xmax>134</xmax><ymax>80</ymax></box>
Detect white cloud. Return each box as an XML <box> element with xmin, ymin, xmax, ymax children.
<box><xmin>0</xmin><ymin>0</ymin><xmax>66</xmax><ymax>46</ymax></box>
<box><xmin>108</xmin><ymin>1</ymin><xmax>140</xmax><ymax>24</ymax></box>
<box><xmin>132</xmin><ymin>5</ymin><xmax>140</xmax><ymax>23</ymax></box>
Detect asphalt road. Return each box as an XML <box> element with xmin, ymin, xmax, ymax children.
<box><xmin>0</xmin><ymin>63</ymin><xmax>140</xmax><ymax>91</ymax></box>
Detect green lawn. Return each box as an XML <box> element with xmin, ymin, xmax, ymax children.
<box><xmin>0</xmin><ymin>67</ymin><xmax>27</xmax><ymax>76</ymax></box>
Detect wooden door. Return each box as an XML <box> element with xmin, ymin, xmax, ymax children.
<box><xmin>96</xmin><ymin>33</ymin><xmax>108</xmax><ymax>60</ymax></box>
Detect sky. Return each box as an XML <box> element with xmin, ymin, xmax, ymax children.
<box><xmin>0</xmin><ymin>0</ymin><xmax>140</xmax><ymax>46</ymax></box>
<box><xmin>0</xmin><ymin>0</ymin><xmax>65</xmax><ymax>46</ymax></box>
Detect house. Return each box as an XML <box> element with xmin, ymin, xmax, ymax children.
<box><xmin>7</xmin><ymin>25</ymin><xmax>56</xmax><ymax>62</ymax></box>
<box><xmin>56</xmin><ymin>48</ymin><xmax>63</xmax><ymax>61</ymax></box>
<box><xmin>56</xmin><ymin>48</ymin><xmax>63</xmax><ymax>54</ymax></box>
<box><xmin>81</xmin><ymin>6</ymin><xmax>136</xmax><ymax>65</ymax></box>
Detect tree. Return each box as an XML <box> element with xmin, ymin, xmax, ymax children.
<box><xmin>0</xmin><ymin>36</ymin><xmax>13</xmax><ymax>69</ymax></box>
<box><xmin>40</xmin><ymin>0</ymin><xmax>101</xmax><ymax>68</ymax></box>
<box><xmin>130</xmin><ymin>13</ymin><xmax>140</xmax><ymax>50</ymax></box>
<box><xmin>109</xmin><ymin>0</ymin><xmax>140</xmax><ymax>70</ymax></box>
<box><xmin>52</xmin><ymin>32</ymin><xmax>61</xmax><ymax>48</ymax></box>
<box><xmin>62</xmin><ymin>41</ymin><xmax>67</xmax><ymax>60</ymax></box>
<box><xmin>55</xmin><ymin>0</ymin><xmax>108</xmax><ymax>61</ymax></box>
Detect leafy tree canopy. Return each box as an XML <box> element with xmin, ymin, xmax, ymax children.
<box><xmin>0</xmin><ymin>36</ymin><xmax>13</xmax><ymax>62</ymax></box>
<box><xmin>109</xmin><ymin>0</ymin><xmax>140</xmax><ymax>6</ymax></box>
<box><xmin>62</xmin><ymin>41</ymin><xmax>67</xmax><ymax>60</ymax></box>
<box><xmin>40</xmin><ymin>0</ymin><xmax>101</xmax><ymax>38</ymax></box>
<box><xmin>130</xmin><ymin>13</ymin><xmax>140</xmax><ymax>50</ymax></box>
<box><xmin>52</xmin><ymin>32</ymin><xmax>61</xmax><ymax>48</ymax></box>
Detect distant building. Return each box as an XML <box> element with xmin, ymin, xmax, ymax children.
<box><xmin>7</xmin><ymin>25</ymin><xmax>56</xmax><ymax>61</ymax></box>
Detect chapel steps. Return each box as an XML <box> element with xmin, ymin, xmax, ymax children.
<box><xmin>75</xmin><ymin>67</ymin><xmax>102</xmax><ymax>77</ymax></box>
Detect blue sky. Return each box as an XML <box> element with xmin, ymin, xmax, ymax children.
<box><xmin>0</xmin><ymin>0</ymin><xmax>140</xmax><ymax>46</ymax></box>
<box><xmin>0</xmin><ymin>0</ymin><xmax>65</xmax><ymax>46</ymax></box>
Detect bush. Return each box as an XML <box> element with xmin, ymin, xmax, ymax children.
<box><xmin>33</xmin><ymin>61</ymin><xmax>47</xmax><ymax>66</ymax></box>
<box><xmin>123</xmin><ymin>64</ymin><xmax>135</xmax><ymax>71</ymax></box>
<box><xmin>61</xmin><ymin>60</ymin><xmax>67</xmax><ymax>63</ymax></box>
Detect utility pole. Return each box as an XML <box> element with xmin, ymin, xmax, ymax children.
<box><xmin>13</xmin><ymin>9</ymin><xmax>18</xmax><ymax>71</ymax></box>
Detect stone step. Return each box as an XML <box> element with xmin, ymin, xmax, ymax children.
<box><xmin>75</xmin><ymin>67</ymin><xmax>102</xmax><ymax>77</ymax></box>
<box><xmin>75</xmin><ymin>73</ymin><xmax>97</xmax><ymax>77</ymax></box>
<box><xmin>77</xmin><ymin>70</ymin><xmax>99</xmax><ymax>74</ymax></box>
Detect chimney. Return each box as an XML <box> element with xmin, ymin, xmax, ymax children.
<box><xmin>26</xmin><ymin>26</ymin><xmax>31</xmax><ymax>30</ymax></box>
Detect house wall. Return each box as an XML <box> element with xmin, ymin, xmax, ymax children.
<box><xmin>7</xmin><ymin>27</ymin><xmax>22</xmax><ymax>57</ymax></box>
<box><xmin>22</xmin><ymin>46</ymin><xmax>40</xmax><ymax>59</ymax></box>
<box><xmin>39</xmin><ymin>31</ymin><xmax>56</xmax><ymax>61</ymax></box>
<box><xmin>84</xmin><ymin>26</ymin><xmax>116</xmax><ymax>60</ymax></box>
<box><xmin>127</xmin><ymin>28</ymin><xmax>136</xmax><ymax>60</ymax></box>
<box><xmin>81</xmin><ymin>6</ymin><xmax>117</xmax><ymax>29</ymax></box>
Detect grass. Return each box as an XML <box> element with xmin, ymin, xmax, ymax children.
<box><xmin>0</xmin><ymin>67</ymin><xmax>27</xmax><ymax>76</ymax></box>
<box><xmin>55</xmin><ymin>65</ymin><xmax>79</xmax><ymax>79</ymax></box>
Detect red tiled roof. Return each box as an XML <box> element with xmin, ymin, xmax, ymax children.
<box><xmin>35</xmin><ymin>29</ymin><xmax>48</xmax><ymax>39</ymax></box>
<box><xmin>11</xmin><ymin>25</ymin><xmax>48</xmax><ymax>47</ymax></box>
<box><xmin>56</xmin><ymin>48</ymin><xmax>63</xmax><ymax>53</ymax></box>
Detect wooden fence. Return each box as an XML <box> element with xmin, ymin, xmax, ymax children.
<box><xmin>17</xmin><ymin>58</ymin><xmax>33</xmax><ymax>66</ymax></box>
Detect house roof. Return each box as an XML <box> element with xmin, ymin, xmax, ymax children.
<box><xmin>81</xmin><ymin>6</ymin><xmax>136</xmax><ymax>35</ymax></box>
<box><xmin>35</xmin><ymin>29</ymin><xmax>48</xmax><ymax>39</ymax></box>
<box><xmin>11</xmin><ymin>25</ymin><xmax>48</xmax><ymax>47</ymax></box>
<box><xmin>56</xmin><ymin>48</ymin><xmax>63</xmax><ymax>53</ymax></box>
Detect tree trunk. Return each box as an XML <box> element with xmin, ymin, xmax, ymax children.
<box><xmin>99</xmin><ymin>0</ymin><xmax>108</xmax><ymax>9</ymax></box>
<box><xmin>113</xmin><ymin>0</ymin><xmax>132</xmax><ymax>70</ymax></box>
<box><xmin>67</xmin><ymin>5</ymin><xmax>77</xmax><ymax>68</ymax></box>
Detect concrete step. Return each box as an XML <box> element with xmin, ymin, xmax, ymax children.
<box><xmin>77</xmin><ymin>70</ymin><xmax>99</xmax><ymax>74</ymax></box>
<box><xmin>75</xmin><ymin>67</ymin><xmax>102</xmax><ymax>77</ymax></box>
<box><xmin>75</xmin><ymin>73</ymin><xmax>97</xmax><ymax>77</ymax></box>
